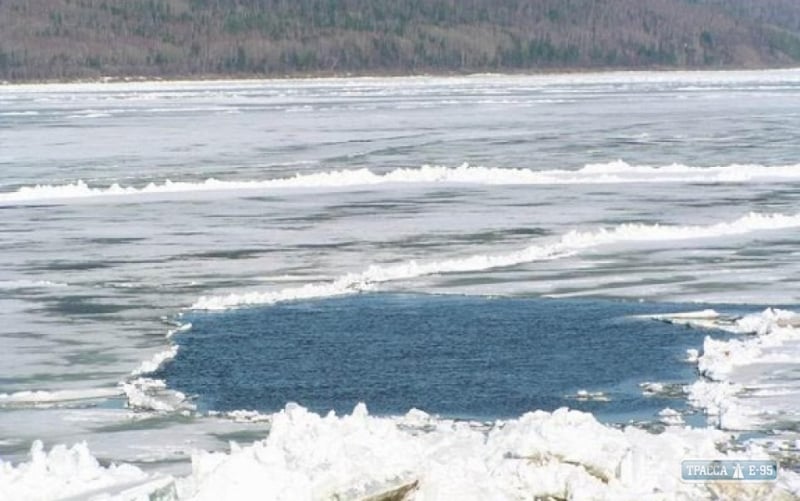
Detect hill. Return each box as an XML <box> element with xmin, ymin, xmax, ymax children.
<box><xmin>2</xmin><ymin>0</ymin><xmax>800</xmax><ymax>81</ymax></box>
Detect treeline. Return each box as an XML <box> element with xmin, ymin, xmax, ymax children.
<box><xmin>2</xmin><ymin>0</ymin><xmax>800</xmax><ymax>81</ymax></box>
<box><xmin>698</xmin><ymin>0</ymin><xmax>800</xmax><ymax>32</ymax></box>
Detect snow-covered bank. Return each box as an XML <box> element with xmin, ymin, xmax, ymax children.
<box><xmin>2</xmin><ymin>404</ymin><xmax>798</xmax><ymax>500</ymax></box>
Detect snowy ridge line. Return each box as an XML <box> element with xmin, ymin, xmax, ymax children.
<box><xmin>2</xmin><ymin>403</ymin><xmax>798</xmax><ymax>500</ymax></box>
<box><xmin>5</xmin><ymin>160</ymin><xmax>800</xmax><ymax>204</ymax></box>
<box><xmin>193</xmin><ymin>211</ymin><xmax>800</xmax><ymax>310</ymax></box>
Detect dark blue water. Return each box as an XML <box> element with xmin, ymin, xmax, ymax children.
<box><xmin>160</xmin><ymin>294</ymin><xmax>733</xmax><ymax>422</ymax></box>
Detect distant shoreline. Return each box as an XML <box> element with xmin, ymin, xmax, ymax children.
<box><xmin>4</xmin><ymin>1</ymin><xmax>799</xmax><ymax>86</ymax></box>
<box><xmin>4</xmin><ymin>64</ymin><xmax>799</xmax><ymax>86</ymax></box>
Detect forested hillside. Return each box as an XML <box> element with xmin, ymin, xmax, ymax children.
<box><xmin>2</xmin><ymin>0</ymin><xmax>800</xmax><ymax>81</ymax></box>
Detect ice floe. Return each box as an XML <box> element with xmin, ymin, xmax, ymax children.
<box><xmin>120</xmin><ymin>377</ymin><xmax>193</xmax><ymax>413</ymax></box>
<box><xmin>2</xmin><ymin>403</ymin><xmax>798</xmax><ymax>500</ymax></box>
<box><xmin>0</xmin><ymin>280</ymin><xmax>69</xmax><ymax>290</ymax></box>
<box><xmin>639</xmin><ymin>382</ymin><xmax>687</xmax><ymax>399</ymax></box>
<box><xmin>0</xmin><ymin>440</ymin><xmax>175</xmax><ymax>501</ymax></box>
<box><xmin>657</xmin><ymin>408</ymin><xmax>686</xmax><ymax>426</ymax></box>
<box><xmin>193</xmin><ymin>211</ymin><xmax>800</xmax><ymax>310</ymax></box>
<box><xmin>567</xmin><ymin>390</ymin><xmax>610</xmax><ymax>402</ymax></box>
<box><xmin>5</xmin><ymin>161</ymin><xmax>800</xmax><ymax>205</ymax></box>
<box><xmin>652</xmin><ymin>308</ymin><xmax>800</xmax><ymax>431</ymax></box>
<box><xmin>131</xmin><ymin>345</ymin><xmax>179</xmax><ymax>377</ymax></box>
<box><xmin>0</xmin><ymin>388</ymin><xmax>124</xmax><ymax>408</ymax></box>
<box><xmin>167</xmin><ymin>322</ymin><xmax>193</xmax><ymax>339</ymax></box>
